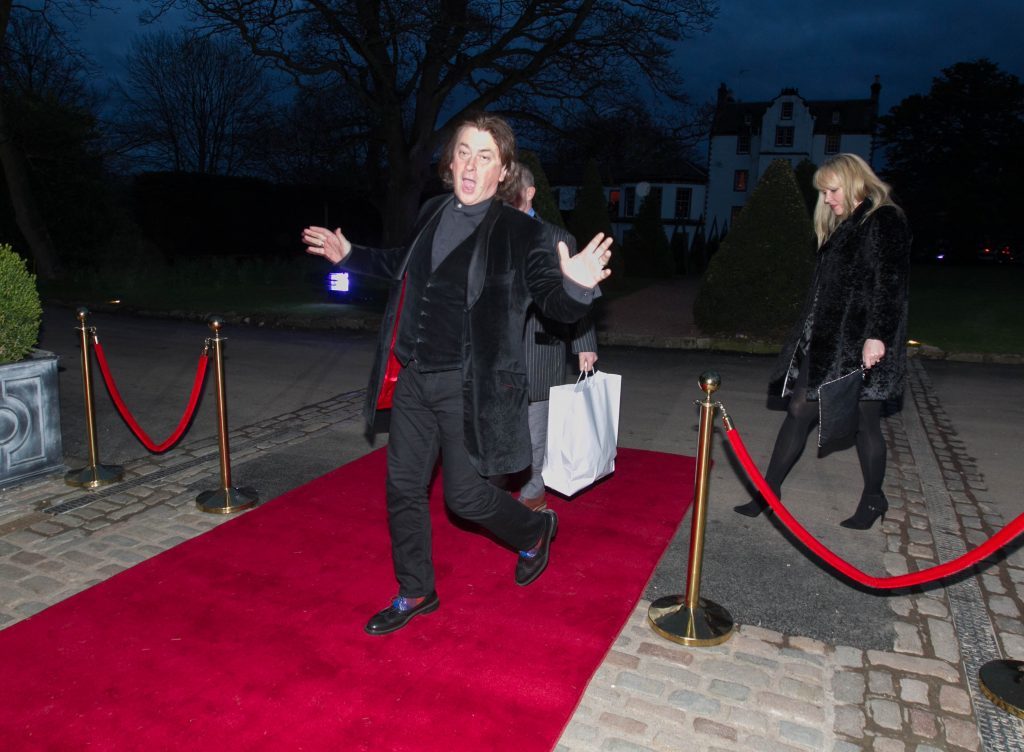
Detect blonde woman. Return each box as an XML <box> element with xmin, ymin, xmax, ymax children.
<box><xmin>735</xmin><ymin>154</ymin><xmax>911</xmax><ymax>529</ymax></box>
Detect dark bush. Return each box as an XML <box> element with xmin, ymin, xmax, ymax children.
<box><xmin>694</xmin><ymin>159</ymin><xmax>815</xmax><ymax>337</ymax></box>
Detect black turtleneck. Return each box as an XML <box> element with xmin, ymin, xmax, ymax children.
<box><xmin>431</xmin><ymin>197</ymin><xmax>493</xmax><ymax>270</ymax></box>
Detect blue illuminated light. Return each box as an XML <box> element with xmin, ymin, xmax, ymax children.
<box><xmin>328</xmin><ymin>272</ymin><xmax>351</xmax><ymax>292</ymax></box>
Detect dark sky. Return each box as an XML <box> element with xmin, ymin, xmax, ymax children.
<box><xmin>78</xmin><ymin>1</ymin><xmax>1024</xmax><ymax>116</ymax></box>
<box><xmin>673</xmin><ymin>0</ymin><xmax>1024</xmax><ymax>112</ymax></box>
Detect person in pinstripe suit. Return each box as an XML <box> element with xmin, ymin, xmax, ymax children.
<box><xmin>505</xmin><ymin>164</ymin><xmax>598</xmax><ymax>511</ymax></box>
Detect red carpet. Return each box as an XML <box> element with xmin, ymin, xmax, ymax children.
<box><xmin>0</xmin><ymin>447</ymin><xmax>694</xmax><ymax>751</ymax></box>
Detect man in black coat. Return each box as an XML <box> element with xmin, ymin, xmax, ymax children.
<box><xmin>302</xmin><ymin>112</ymin><xmax>612</xmax><ymax>635</ymax></box>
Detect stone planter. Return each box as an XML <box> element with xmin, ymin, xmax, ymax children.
<box><xmin>0</xmin><ymin>349</ymin><xmax>64</xmax><ymax>487</ymax></box>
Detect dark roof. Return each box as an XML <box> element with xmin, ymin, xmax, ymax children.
<box><xmin>806</xmin><ymin>100</ymin><xmax>876</xmax><ymax>134</ymax></box>
<box><xmin>712</xmin><ymin>94</ymin><xmax>876</xmax><ymax>136</ymax></box>
<box><xmin>547</xmin><ymin>160</ymin><xmax>707</xmax><ymax>186</ymax></box>
<box><xmin>711</xmin><ymin>102</ymin><xmax>770</xmax><ymax>134</ymax></box>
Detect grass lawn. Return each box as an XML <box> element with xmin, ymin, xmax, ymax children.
<box><xmin>39</xmin><ymin>257</ymin><xmax>1024</xmax><ymax>356</ymax></box>
<box><xmin>909</xmin><ymin>263</ymin><xmax>1024</xmax><ymax>354</ymax></box>
<box><xmin>39</xmin><ymin>257</ymin><xmax>390</xmax><ymax>322</ymax></box>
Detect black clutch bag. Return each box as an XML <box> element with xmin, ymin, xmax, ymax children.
<box><xmin>816</xmin><ymin>367</ymin><xmax>864</xmax><ymax>447</ymax></box>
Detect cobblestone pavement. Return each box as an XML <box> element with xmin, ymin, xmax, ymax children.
<box><xmin>2</xmin><ymin>357</ymin><xmax>1023</xmax><ymax>750</ymax></box>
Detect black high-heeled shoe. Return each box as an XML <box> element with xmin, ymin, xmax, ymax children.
<box><xmin>734</xmin><ymin>497</ymin><xmax>770</xmax><ymax>517</ymax></box>
<box><xmin>839</xmin><ymin>493</ymin><xmax>888</xmax><ymax>530</ymax></box>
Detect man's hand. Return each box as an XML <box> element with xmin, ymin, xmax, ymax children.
<box><xmin>558</xmin><ymin>233</ymin><xmax>613</xmax><ymax>289</ymax></box>
<box><xmin>302</xmin><ymin>225</ymin><xmax>351</xmax><ymax>264</ymax></box>
<box><xmin>578</xmin><ymin>352</ymin><xmax>598</xmax><ymax>372</ymax></box>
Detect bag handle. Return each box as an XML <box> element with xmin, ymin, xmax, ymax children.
<box><xmin>575</xmin><ymin>368</ymin><xmax>595</xmax><ymax>386</ymax></box>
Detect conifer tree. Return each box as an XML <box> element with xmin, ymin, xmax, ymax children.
<box><xmin>519</xmin><ymin>151</ymin><xmax>564</xmax><ymax>228</ymax></box>
<box><xmin>568</xmin><ymin>158</ymin><xmax>622</xmax><ymax>280</ymax></box>
<box><xmin>622</xmin><ymin>191</ymin><xmax>672</xmax><ymax>277</ymax></box>
<box><xmin>794</xmin><ymin>158</ymin><xmax>819</xmax><ymax>218</ymax></box>
<box><xmin>694</xmin><ymin>159</ymin><xmax>815</xmax><ymax>337</ymax></box>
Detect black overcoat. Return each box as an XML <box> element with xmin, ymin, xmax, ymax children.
<box><xmin>341</xmin><ymin>195</ymin><xmax>594</xmax><ymax>476</ymax></box>
<box><xmin>770</xmin><ymin>201</ymin><xmax>911</xmax><ymax>411</ymax></box>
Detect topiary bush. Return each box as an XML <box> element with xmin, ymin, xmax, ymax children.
<box><xmin>0</xmin><ymin>243</ymin><xmax>43</xmax><ymax>364</ymax></box>
<box><xmin>693</xmin><ymin>159</ymin><xmax>815</xmax><ymax>338</ymax></box>
<box><xmin>622</xmin><ymin>191</ymin><xmax>672</xmax><ymax>277</ymax></box>
<box><xmin>519</xmin><ymin>151</ymin><xmax>565</xmax><ymax>229</ymax></box>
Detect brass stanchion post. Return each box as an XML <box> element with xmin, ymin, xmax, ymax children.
<box><xmin>980</xmin><ymin>660</ymin><xmax>1024</xmax><ymax>718</ymax></box>
<box><xmin>648</xmin><ymin>370</ymin><xmax>735</xmax><ymax>646</ymax></box>
<box><xmin>196</xmin><ymin>317</ymin><xmax>258</xmax><ymax>514</ymax></box>
<box><xmin>66</xmin><ymin>308</ymin><xmax>124</xmax><ymax>488</ymax></box>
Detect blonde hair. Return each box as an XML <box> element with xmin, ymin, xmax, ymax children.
<box><xmin>812</xmin><ymin>153</ymin><xmax>894</xmax><ymax>247</ymax></box>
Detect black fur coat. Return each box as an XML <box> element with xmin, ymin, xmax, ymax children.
<box><xmin>770</xmin><ymin>201</ymin><xmax>911</xmax><ymax>404</ymax></box>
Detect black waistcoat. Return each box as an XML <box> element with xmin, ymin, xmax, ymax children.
<box><xmin>393</xmin><ymin>228</ymin><xmax>476</xmax><ymax>371</ymax></box>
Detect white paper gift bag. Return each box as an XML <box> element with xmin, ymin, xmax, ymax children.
<box><xmin>542</xmin><ymin>370</ymin><xmax>621</xmax><ymax>496</ymax></box>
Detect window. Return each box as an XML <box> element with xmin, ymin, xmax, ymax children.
<box><xmin>733</xmin><ymin>170</ymin><xmax>749</xmax><ymax>192</ymax></box>
<box><xmin>781</xmin><ymin>101</ymin><xmax>794</xmax><ymax>120</ymax></box>
<box><xmin>674</xmin><ymin>188</ymin><xmax>692</xmax><ymax>218</ymax></box>
<box><xmin>831</xmin><ymin>110</ymin><xmax>841</xmax><ymax>125</ymax></box>
<box><xmin>736</xmin><ymin>132</ymin><xmax>751</xmax><ymax>154</ymax></box>
<box><xmin>825</xmin><ymin>133</ymin><xmax>841</xmax><ymax>154</ymax></box>
<box><xmin>624</xmin><ymin>186</ymin><xmax>636</xmax><ymax>217</ymax></box>
<box><xmin>607</xmin><ymin>189</ymin><xmax>620</xmax><ymax>217</ymax></box>
<box><xmin>775</xmin><ymin>126</ymin><xmax>794</xmax><ymax>147</ymax></box>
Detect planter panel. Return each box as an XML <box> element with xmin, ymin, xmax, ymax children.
<box><xmin>0</xmin><ymin>351</ymin><xmax>64</xmax><ymax>487</ymax></box>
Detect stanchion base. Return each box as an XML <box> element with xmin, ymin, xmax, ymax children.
<box><xmin>65</xmin><ymin>464</ymin><xmax>124</xmax><ymax>488</ymax></box>
<box><xmin>648</xmin><ymin>594</ymin><xmax>735</xmax><ymax>647</ymax></box>
<box><xmin>980</xmin><ymin>659</ymin><xmax>1024</xmax><ymax>719</ymax></box>
<box><xmin>196</xmin><ymin>487</ymin><xmax>259</xmax><ymax>514</ymax></box>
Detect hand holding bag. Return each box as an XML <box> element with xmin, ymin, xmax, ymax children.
<box><xmin>542</xmin><ymin>370</ymin><xmax>622</xmax><ymax>496</ymax></box>
<box><xmin>816</xmin><ymin>367</ymin><xmax>864</xmax><ymax>447</ymax></box>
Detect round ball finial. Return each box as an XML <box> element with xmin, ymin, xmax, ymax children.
<box><xmin>699</xmin><ymin>370</ymin><xmax>721</xmax><ymax>395</ymax></box>
<box><xmin>208</xmin><ymin>316</ymin><xmax>224</xmax><ymax>333</ymax></box>
<box><xmin>76</xmin><ymin>306</ymin><xmax>89</xmax><ymax>321</ymax></box>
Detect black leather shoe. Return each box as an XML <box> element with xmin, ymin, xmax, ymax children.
<box><xmin>364</xmin><ymin>591</ymin><xmax>440</xmax><ymax>635</ymax></box>
<box><xmin>515</xmin><ymin>510</ymin><xmax>558</xmax><ymax>587</ymax></box>
<box><xmin>840</xmin><ymin>493</ymin><xmax>888</xmax><ymax>530</ymax></box>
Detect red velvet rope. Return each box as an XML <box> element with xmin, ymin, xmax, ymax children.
<box><xmin>725</xmin><ymin>426</ymin><xmax>1024</xmax><ymax>589</ymax></box>
<box><xmin>92</xmin><ymin>340</ymin><xmax>209</xmax><ymax>453</ymax></box>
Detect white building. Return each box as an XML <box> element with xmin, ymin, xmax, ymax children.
<box><xmin>704</xmin><ymin>78</ymin><xmax>880</xmax><ymax>238</ymax></box>
<box><xmin>550</xmin><ymin>162</ymin><xmax>708</xmax><ymax>252</ymax></box>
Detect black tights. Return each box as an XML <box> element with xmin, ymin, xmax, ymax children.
<box><xmin>764</xmin><ymin>366</ymin><xmax>886</xmax><ymax>501</ymax></box>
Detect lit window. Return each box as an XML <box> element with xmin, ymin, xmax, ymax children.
<box><xmin>775</xmin><ymin>126</ymin><xmax>794</xmax><ymax>148</ymax></box>
<box><xmin>733</xmin><ymin>170</ymin><xmax>748</xmax><ymax>192</ymax></box>
<box><xmin>607</xmin><ymin>189</ymin><xmax>620</xmax><ymax>217</ymax></box>
<box><xmin>674</xmin><ymin>188</ymin><xmax>692</xmax><ymax>218</ymax></box>
<box><xmin>781</xmin><ymin>101</ymin><xmax>794</xmax><ymax>120</ymax></box>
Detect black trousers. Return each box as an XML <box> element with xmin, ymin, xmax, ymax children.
<box><xmin>385</xmin><ymin>364</ymin><xmax>544</xmax><ymax>597</ymax></box>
